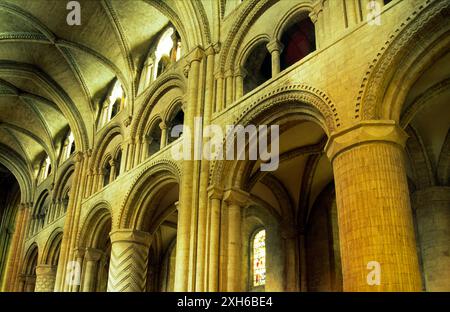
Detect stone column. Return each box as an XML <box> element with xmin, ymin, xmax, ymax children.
<box><xmin>224</xmin><ymin>69</ymin><xmax>234</xmax><ymax>108</ymax></box>
<box><xmin>215</xmin><ymin>73</ymin><xmax>224</xmax><ymax>112</ymax></box>
<box><xmin>107</xmin><ymin>229</ymin><xmax>152</xmax><ymax>292</ymax></box>
<box><xmin>109</xmin><ymin>159</ymin><xmax>116</xmax><ymax>183</ymax></box>
<box><xmin>413</xmin><ymin>186</ymin><xmax>450</xmax><ymax>291</ymax></box>
<box><xmin>207</xmin><ymin>186</ymin><xmax>223</xmax><ymax>291</ymax></box>
<box><xmin>224</xmin><ymin>188</ymin><xmax>249</xmax><ymax>291</ymax></box>
<box><xmin>141</xmin><ymin>135</ymin><xmax>149</xmax><ymax>162</ymax></box>
<box><xmin>160</xmin><ymin>121</ymin><xmax>168</xmax><ymax>149</ymax></box>
<box><xmin>22</xmin><ymin>275</ymin><xmax>36</xmax><ymax>292</ymax></box>
<box><xmin>174</xmin><ymin>48</ymin><xmax>203</xmax><ymax>291</ymax></box>
<box><xmin>234</xmin><ymin>68</ymin><xmax>245</xmax><ymax>100</ymax></box>
<box><xmin>266</xmin><ymin>40</ymin><xmax>283</xmax><ymax>77</ymax></box>
<box><xmin>35</xmin><ymin>265</ymin><xmax>57</xmax><ymax>292</ymax></box>
<box><xmin>82</xmin><ymin>248</ymin><xmax>103</xmax><ymax>292</ymax></box>
<box><xmin>70</xmin><ymin>248</ymin><xmax>85</xmax><ymax>292</ymax></box>
<box><xmin>325</xmin><ymin>121</ymin><xmax>422</xmax><ymax>291</ymax></box>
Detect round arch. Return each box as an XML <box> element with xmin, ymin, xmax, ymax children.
<box><xmin>118</xmin><ymin>160</ymin><xmax>181</xmax><ymax>230</ymax></box>
<box><xmin>209</xmin><ymin>84</ymin><xmax>338</xmax><ymax>189</ymax></box>
<box><xmin>132</xmin><ymin>73</ymin><xmax>186</xmax><ymax>140</ymax></box>
<box><xmin>41</xmin><ymin>228</ymin><xmax>63</xmax><ymax>266</ymax></box>
<box><xmin>356</xmin><ymin>1</ymin><xmax>450</xmax><ymax>122</ymax></box>
<box><xmin>77</xmin><ymin>201</ymin><xmax>112</xmax><ymax>249</ymax></box>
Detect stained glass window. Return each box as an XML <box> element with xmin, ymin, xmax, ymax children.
<box><xmin>253</xmin><ymin>229</ymin><xmax>266</xmax><ymax>287</ymax></box>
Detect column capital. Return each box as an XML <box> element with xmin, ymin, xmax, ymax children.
<box><xmin>234</xmin><ymin>67</ymin><xmax>247</xmax><ymax>79</ymax></box>
<box><xmin>74</xmin><ymin>151</ymin><xmax>84</xmax><ymax>163</ymax></box>
<box><xmin>224</xmin><ymin>68</ymin><xmax>234</xmax><ymax>78</ymax></box>
<box><xmin>223</xmin><ymin>188</ymin><xmax>249</xmax><ymax>206</ymax></box>
<box><xmin>35</xmin><ymin>264</ymin><xmax>57</xmax><ymax>276</ymax></box>
<box><xmin>109</xmin><ymin>229</ymin><xmax>153</xmax><ymax>248</ymax></box>
<box><xmin>266</xmin><ymin>40</ymin><xmax>284</xmax><ymax>54</ymax></box>
<box><xmin>208</xmin><ymin>185</ymin><xmax>224</xmax><ymax>200</ymax></box>
<box><xmin>159</xmin><ymin>121</ymin><xmax>167</xmax><ymax>130</ymax></box>
<box><xmin>205</xmin><ymin>45</ymin><xmax>216</xmax><ymax>56</ymax></box>
<box><xmin>187</xmin><ymin>46</ymin><xmax>204</xmax><ymax>65</ymax></box>
<box><xmin>84</xmin><ymin>248</ymin><xmax>104</xmax><ymax>261</ymax></box>
<box><xmin>73</xmin><ymin>247</ymin><xmax>85</xmax><ymax>259</ymax></box>
<box><xmin>325</xmin><ymin>120</ymin><xmax>408</xmax><ymax>162</ymax></box>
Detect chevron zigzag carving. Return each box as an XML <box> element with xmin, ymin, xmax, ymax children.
<box><xmin>107</xmin><ymin>244</ymin><xmax>148</xmax><ymax>292</ymax></box>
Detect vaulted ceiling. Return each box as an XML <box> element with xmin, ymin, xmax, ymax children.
<box><xmin>0</xmin><ymin>0</ymin><xmax>213</xmax><ymax>185</ymax></box>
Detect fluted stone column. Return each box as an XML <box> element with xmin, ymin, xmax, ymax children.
<box><xmin>107</xmin><ymin>229</ymin><xmax>152</xmax><ymax>292</ymax></box>
<box><xmin>267</xmin><ymin>40</ymin><xmax>283</xmax><ymax>77</ymax></box>
<box><xmin>326</xmin><ymin>121</ymin><xmax>422</xmax><ymax>291</ymax></box>
<box><xmin>82</xmin><ymin>248</ymin><xmax>103</xmax><ymax>292</ymax></box>
<box><xmin>35</xmin><ymin>265</ymin><xmax>57</xmax><ymax>292</ymax></box>
<box><xmin>414</xmin><ymin>186</ymin><xmax>450</xmax><ymax>291</ymax></box>
<box><xmin>224</xmin><ymin>188</ymin><xmax>248</xmax><ymax>291</ymax></box>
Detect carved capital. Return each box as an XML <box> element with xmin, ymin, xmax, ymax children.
<box><xmin>223</xmin><ymin>188</ymin><xmax>249</xmax><ymax>206</ymax></box>
<box><xmin>266</xmin><ymin>40</ymin><xmax>284</xmax><ymax>54</ymax></box>
<box><xmin>208</xmin><ymin>185</ymin><xmax>224</xmax><ymax>200</ymax></box>
<box><xmin>325</xmin><ymin>120</ymin><xmax>408</xmax><ymax>162</ymax></box>
<box><xmin>109</xmin><ymin>229</ymin><xmax>153</xmax><ymax>248</ymax></box>
<box><xmin>84</xmin><ymin>248</ymin><xmax>103</xmax><ymax>262</ymax></box>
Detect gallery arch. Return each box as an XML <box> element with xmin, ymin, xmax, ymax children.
<box><xmin>20</xmin><ymin>243</ymin><xmax>38</xmax><ymax>292</ymax></box>
<box><xmin>78</xmin><ymin>205</ymin><xmax>112</xmax><ymax>292</ymax></box>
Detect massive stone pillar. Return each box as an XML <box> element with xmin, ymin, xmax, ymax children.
<box><xmin>413</xmin><ymin>186</ymin><xmax>450</xmax><ymax>291</ymax></box>
<box><xmin>325</xmin><ymin>121</ymin><xmax>422</xmax><ymax>291</ymax></box>
<box><xmin>107</xmin><ymin>229</ymin><xmax>152</xmax><ymax>292</ymax></box>
<box><xmin>35</xmin><ymin>265</ymin><xmax>57</xmax><ymax>292</ymax></box>
<box><xmin>82</xmin><ymin>248</ymin><xmax>103</xmax><ymax>292</ymax></box>
<box><xmin>224</xmin><ymin>188</ymin><xmax>248</xmax><ymax>291</ymax></box>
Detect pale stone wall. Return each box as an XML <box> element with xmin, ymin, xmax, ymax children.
<box><xmin>1</xmin><ymin>0</ymin><xmax>448</xmax><ymax>293</ymax></box>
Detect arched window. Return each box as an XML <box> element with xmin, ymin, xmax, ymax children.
<box><xmin>62</xmin><ymin>131</ymin><xmax>75</xmax><ymax>162</ymax></box>
<box><xmin>280</xmin><ymin>14</ymin><xmax>316</xmax><ymax>71</ymax></box>
<box><xmin>109</xmin><ymin>81</ymin><xmax>123</xmax><ymax>120</ymax></box>
<box><xmin>99</xmin><ymin>80</ymin><xmax>125</xmax><ymax>127</ymax></box>
<box><xmin>38</xmin><ymin>156</ymin><xmax>51</xmax><ymax>183</ymax></box>
<box><xmin>252</xmin><ymin>229</ymin><xmax>266</xmax><ymax>287</ymax></box>
<box><xmin>115</xmin><ymin>150</ymin><xmax>122</xmax><ymax>178</ymax></box>
<box><xmin>148</xmin><ymin>122</ymin><xmax>162</xmax><ymax>156</ymax></box>
<box><xmin>103</xmin><ymin>160</ymin><xmax>111</xmax><ymax>188</ymax></box>
<box><xmin>167</xmin><ymin>108</ymin><xmax>184</xmax><ymax>145</ymax></box>
<box><xmin>243</xmin><ymin>42</ymin><xmax>271</xmax><ymax>94</ymax></box>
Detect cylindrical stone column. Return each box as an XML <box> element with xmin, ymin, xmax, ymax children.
<box><xmin>207</xmin><ymin>187</ymin><xmax>223</xmax><ymax>291</ymax></box>
<box><xmin>325</xmin><ymin>121</ymin><xmax>422</xmax><ymax>291</ymax></box>
<box><xmin>107</xmin><ymin>229</ymin><xmax>152</xmax><ymax>292</ymax></box>
<box><xmin>225</xmin><ymin>69</ymin><xmax>234</xmax><ymax>107</ymax></box>
<box><xmin>35</xmin><ymin>265</ymin><xmax>57</xmax><ymax>292</ymax></box>
<box><xmin>413</xmin><ymin>186</ymin><xmax>450</xmax><ymax>291</ymax></box>
<box><xmin>223</xmin><ymin>188</ymin><xmax>248</xmax><ymax>291</ymax></box>
<box><xmin>82</xmin><ymin>248</ymin><xmax>103</xmax><ymax>292</ymax></box>
<box><xmin>215</xmin><ymin>74</ymin><xmax>224</xmax><ymax>112</ymax></box>
<box><xmin>160</xmin><ymin>122</ymin><xmax>168</xmax><ymax>149</ymax></box>
<box><xmin>266</xmin><ymin>40</ymin><xmax>283</xmax><ymax>77</ymax></box>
